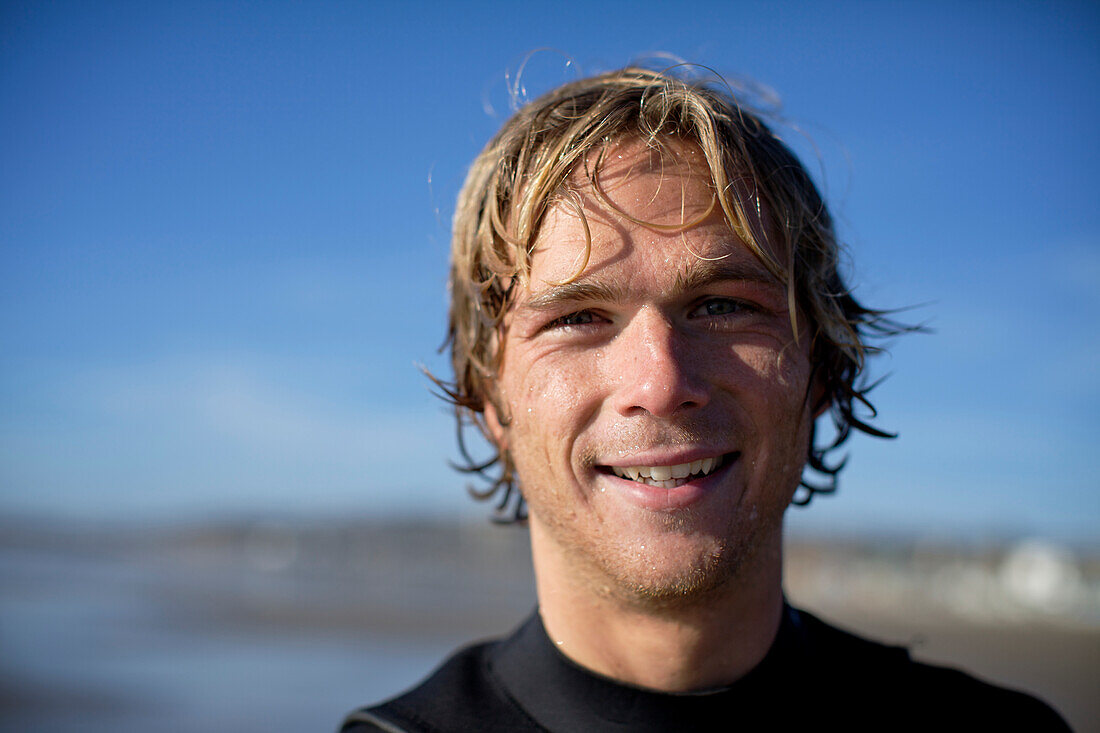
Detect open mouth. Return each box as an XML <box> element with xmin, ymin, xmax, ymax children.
<box><xmin>602</xmin><ymin>453</ymin><xmax>737</xmax><ymax>489</ymax></box>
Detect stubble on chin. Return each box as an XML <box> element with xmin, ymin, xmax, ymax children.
<box><xmin>613</xmin><ymin>516</ymin><xmax>774</xmax><ymax>609</ymax></box>
<box><xmin>546</xmin><ymin>506</ymin><xmax>783</xmax><ymax>612</ymax></box>
<box><xmin>616</xmin><ymin>544</ymin><xmax>730</xmax><ymax>609</ymax></box>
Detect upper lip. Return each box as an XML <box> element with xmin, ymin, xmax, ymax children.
<box><xmin>598</xmin><ymin>447</ymin><xmax>735</xmax><ymax>469</ymax></box>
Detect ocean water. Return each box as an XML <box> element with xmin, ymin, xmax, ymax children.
<box><xmin>0</xmin><ymin>519</ymin><xmax>536</xmax><ymax>732</ymax></box>
<box><xmin>2</xmin><ymin>518</ymin><xmax>1096</xmax><ymax>731</ymax></box>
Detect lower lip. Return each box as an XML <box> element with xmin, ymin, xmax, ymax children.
<box><xmin>603</xmin><ymin>455</ymin><xmax>738</xmax><ymax>511</ymax></box>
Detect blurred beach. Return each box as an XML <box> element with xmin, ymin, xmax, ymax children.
<box><xmin>1</xmin><ymin>516</ymin><xmax>1096</xmax><ymax>732</ymax></box>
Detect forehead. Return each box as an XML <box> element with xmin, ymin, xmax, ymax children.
<box><xmin>523</xmin><ymin>138</ymin><xmax>773</xmax><ymax>290</ymax></box>
<box><xmin>572</xmin><ymin>137</ymin><xmax>715</xmax><ymax>226</ymax></box>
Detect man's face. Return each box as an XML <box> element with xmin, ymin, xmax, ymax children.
<box><xmin>486</xmin><ymin>139</ymin><xmax>818</xmax><ymax>603</ymax></box>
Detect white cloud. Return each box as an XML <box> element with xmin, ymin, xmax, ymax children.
<box><xmin>0</xmin><ymin>352</ymin><xmax>465</xmax><ymax>519</ymax></box>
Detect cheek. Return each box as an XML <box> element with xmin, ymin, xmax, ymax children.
<box><xmin>500</xmin><ymin>356</ymin><xmax>595</xmax><ymax>462</ymax></box>
<box><xmin>736</xmin><ymin>341</ymin><xmax>812</xmax><ymax>399</ymax></box>
<box><xmin>515</xmin><ymin>351</ymin><xmax>599</xmax><ymax>415</ymax></box>
<box><xmin>734</xmin><ymin>345</ymin><xmax>815</xmax><ymax>460</ymax></box>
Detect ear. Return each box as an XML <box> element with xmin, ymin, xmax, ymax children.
<box><xmin>808</xmin><ymin>368</ymin><xmax>831</xmax><ymax>420</ymax></box>
<box><xmin>482</xmin><ymin>394</ymin><xmax>509</xmax><ymax>451</ymax></box>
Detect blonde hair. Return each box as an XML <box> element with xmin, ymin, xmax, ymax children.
<box><xmin>437</xmin><ymin>66</ymin><xmax>907</xmax><ymax>520</ymax></box>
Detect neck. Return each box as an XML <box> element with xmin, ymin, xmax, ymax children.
<box><xmin>530</xmin><ymin>519</ymin><xmax>785</xmax><ymax>692</ymax></box>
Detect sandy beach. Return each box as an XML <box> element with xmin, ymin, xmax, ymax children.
<box><xmin>1</xmin><ymin>517</ymin><xmax>1095</xmax><ymax>731</ymax></box>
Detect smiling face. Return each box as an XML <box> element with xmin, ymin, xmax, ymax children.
<box><xmin>486</xmin><ymin>139</ymin><xmax>819</xmax><ymax>605</ymax></box>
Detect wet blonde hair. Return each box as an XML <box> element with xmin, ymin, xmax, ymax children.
<box><xmin>437</xmin><ymin>66</ymin><xmax>906</xmax><ymax>520</ymax></box>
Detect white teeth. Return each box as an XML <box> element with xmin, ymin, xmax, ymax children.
<box><xmin>610</xmin><ymin>456</ymin><xmax>725</xmax><ymax>486</ymax></box>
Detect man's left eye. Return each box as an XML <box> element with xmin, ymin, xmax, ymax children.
<box><xmin>692</xmin><ymin>298</ymin><xmax>754</xmax><ymax>317</ymax></box>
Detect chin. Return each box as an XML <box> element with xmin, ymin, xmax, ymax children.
<box><xmin>600</xmin><ymin>537</ymin><xmax>741</xmax><ymax>607</ymax></box>
<box><xmin>600</xmin><ymin>510</ymin><xmax>784</xmax><ymax>608</ymax></box>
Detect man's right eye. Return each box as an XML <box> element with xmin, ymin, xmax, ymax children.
<box><xmin>546</xmin><ymin>310</ymin><xmax>597</xmax><ymax>329</ymax></box>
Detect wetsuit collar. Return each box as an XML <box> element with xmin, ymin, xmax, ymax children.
<box><xmin>489</xmin><ymin>603</ymin><xmax>810</xmax><ymax>732</ymax></box>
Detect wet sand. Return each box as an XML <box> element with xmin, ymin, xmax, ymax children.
<box><xmin>1</xmin><ymin>517</ymin><xmax>1096</xmax><ymax>731</ymax></box>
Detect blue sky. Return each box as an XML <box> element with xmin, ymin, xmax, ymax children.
<box><xmin>1</xmin><ymin>1</ymin><xmax>1097</xmax><ymax>540</ymax></box>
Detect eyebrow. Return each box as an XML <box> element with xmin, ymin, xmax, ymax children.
<box><xmin>517</xmin><ymin>255</ymin><xmax>782</xmax><ymax>314</ymax></box>
<box><xmin>673</xmin><ymin>258</ymin><xmax>781</xmax><ymax>293</ymax></box>
<box><xmin>520</xmin><ymin>280</ymin><xmax>629</xmax><ymax>313</ymax></box>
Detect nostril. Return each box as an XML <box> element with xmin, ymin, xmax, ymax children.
<box><xmin>609</xmin><ymin>321</ymin><xmax>709</xmax><ymax>418</ymax></box>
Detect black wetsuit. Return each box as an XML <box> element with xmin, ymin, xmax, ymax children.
<box><xmin>341</xmin><ymin>605</ymin><xmax>1069</xmax><ymax>732</ymax></box>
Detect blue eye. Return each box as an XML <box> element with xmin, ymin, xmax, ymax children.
<box><xmin>695</xmin><ymin>299</ymin><xmax>753</xmax><ymax>317</ymax></box>
<box><xmin>548</xmin><ymin>310</ymin><xmax>596</xmax><ymax>328</ymax></box>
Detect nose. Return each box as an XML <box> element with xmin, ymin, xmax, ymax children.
<box><xmin>609</xmin><ymin>309</ymin><xmax>709</xmax><ymax>419</ymax></box>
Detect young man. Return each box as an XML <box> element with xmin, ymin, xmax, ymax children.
<box><xmin>342</xmin><ymin>67</ymin><xmax>1067</xmax><ymax>731</ymax></box>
